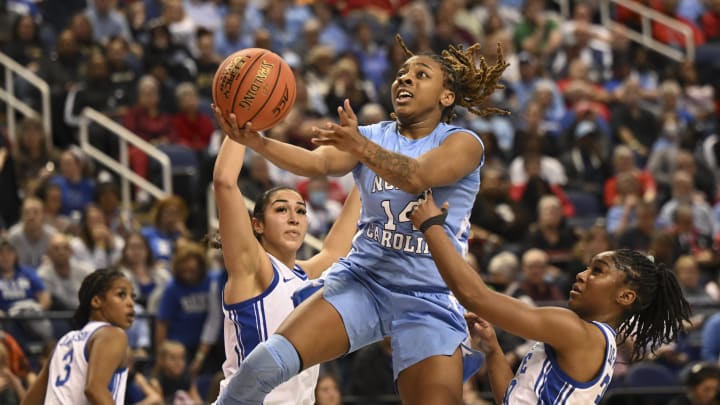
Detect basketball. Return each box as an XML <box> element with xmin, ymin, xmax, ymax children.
<box><xmin>212</xmin><ymin>48</ymin><xmax>296</xmax><ymax>132</ymax></box>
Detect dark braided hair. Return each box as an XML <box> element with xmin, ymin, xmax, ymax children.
<box><xmin>392</xmin><ymin>34</ymin><xmax>510</xmax><ymax>123</ymax></box>
<box><xmin>72</xmin><ymin>268</ymin><xmax>127</xmax><ymax>329</ymax></box>
<box><xmin>612</xmin><ymin>249</ymin><xmax>691</xmax><ymax>361</ymax></box>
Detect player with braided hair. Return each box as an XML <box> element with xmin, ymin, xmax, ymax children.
<box><xmin>23</xmin><ymin>269</ymin><xmax>135</xmax><ymax>405</ymax></box>
<box><xmin>408</xmin><ymin>191</ymin><xmax>691</xmax><ymax>404</ymax></box>
<box><xmin>213</xmin><ymin>34</ymin><xmax>509</xmax><ymax>405</ymax></box>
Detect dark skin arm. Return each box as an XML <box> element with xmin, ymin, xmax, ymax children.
<box><xmin>465</xmin><ymin>314</ymin><xmax>515</xmax><ymax>404</ymax></box>
<box><xmin>21</xmin><ymin>357</ymin><xmax>50</xmax><ymax>405</ymax></box>
<box><xmin>85</xmin><ymin>326</ymin><xmax>129</xmax><ymax>404</ymax></box>
<box><xmin>410</xmin><ymin>192</ymin><xmax>608</xmax><ymax>383</ymax></box>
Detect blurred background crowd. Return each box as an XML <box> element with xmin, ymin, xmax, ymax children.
<box><xmin>1</xmin><ymin>0</ymin><xmax>720</xmax><ymax>403</ymax></box>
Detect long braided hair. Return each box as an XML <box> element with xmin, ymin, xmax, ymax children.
<box><xmin>392</xmin><ymin>34</ymin><xmax>510</xmax><ymax>123</ymax></box>
<box><xmin>612</xmin><ymin>249</ymin><xmax>691</xmax><ymax>361</ymax></box>
<box><xmin>72</xmin><ymin>268</ymin><xmax>127</xmax><ymax>329</ymax></box>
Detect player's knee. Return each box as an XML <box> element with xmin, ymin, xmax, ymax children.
<box><xmin>220</xmin><ymin>334</ymin><xmax>302</xmax><ymax>403</ymax></box>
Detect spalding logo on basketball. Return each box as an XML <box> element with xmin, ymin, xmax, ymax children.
<box><xmin>212</xmin><ymin>48</ymin><xmax>297</xmax><ymax>132</ymax></box>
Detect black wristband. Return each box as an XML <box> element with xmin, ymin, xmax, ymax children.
<box><xmin>419</xmin><ymin>208</ymin><xmax>448</xmax><ymax>233</ymax></box>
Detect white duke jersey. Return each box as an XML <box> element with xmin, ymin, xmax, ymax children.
<box><xmin>504</xmin><ymin>321</ymin><xmax>617</xmax><ymax>405</ymax></box>
<box><xmin>216</xmin><ymin>254</ymin><xmax>319</xmax><ymax>405</ymax></box>
<box><xmin>45</xmin><ymin>321</ymin><xmax>128</xmax><ymax>405</ymax></box>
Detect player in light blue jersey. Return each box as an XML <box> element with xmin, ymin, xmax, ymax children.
<box><xmin>409</xmin><ymin>191</ymin><xmax>692</xmax><ymax>405</ymax></box>
<box><xmin>22</xmin><ymin>268</ymin><xmax>135</xmax><ymax>405</ymax></box>
<box><xmin>213</xmin><ymin>34</ymin><xmax>509</xmax><ymax>405</ymax></box>
<box><xmin>210</xmin><ymin>125</ymin><xmax>361</xmax><ymax>404</ymax></box>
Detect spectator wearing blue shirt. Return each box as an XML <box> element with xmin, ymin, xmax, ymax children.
<box><xmin>140</xmin><ymin>195</ymin><xmax>191</xmax><ymax>264</ymax></box>
<box><xmin>48</xmin><ymin>147</ymin><xmax>96</xmax><ymax>218</ymax></box>
<box><xmin>85</xmin><ymin>0</ymin><xmax>132</xmax><ymax>45</ymax></box>
<box><xmin>0</xmin><ymin>237</ymin><xmax>53</xmax><ymax>346</ymax></box>
<box><xmin>155</xmin><ymin>242</ymin><xmax>220</xmax><ymax>373</ymax></box>
<box><xmin>213</xmin><ymin>13</ymin><xmax>251</xmax><ymax>58</ymax></box>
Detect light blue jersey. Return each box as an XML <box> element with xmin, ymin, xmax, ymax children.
<box><xmin>503</xmin><ymin>322</ymin><xmax>617</xmax><ymax>405</ymax></box>
<box><xmin>349</xmin><ymin>120</ymin><xmax>482</xmax><ymax>290</ymax></box>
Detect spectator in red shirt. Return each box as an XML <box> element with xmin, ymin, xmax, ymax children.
<box><xmin>123</xmin><ymin>75</ymin><xmax>175</xmax><ymax>180</ymax></box>
<box><xmin>651</xmin><ymin>0</ymin><xmax>705</xmax><ymax>47</ymax></box>
<box><xmin>604</xmin><ymin>145</ymin><xmax>657</xmax><ymax>208</ymax></box>
<box><xmin>172</xmin><ymin>82</ymin><xmax>214</xmax><ymax>152</ymax></box>
<box><xmin>700</xmin><ymin>0</ymin><xmax>720</xmax><ymax>42</ymax></box>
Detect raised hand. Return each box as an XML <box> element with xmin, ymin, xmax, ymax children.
<box><xmin>212</xmin><ymin>104</ymin><xmax>263</xmax><ymax>148</ymax></box>
<box><xmin>311</xmin><ymin>99</ymin><xmax>367</xmax><ymax>154</ymax></box>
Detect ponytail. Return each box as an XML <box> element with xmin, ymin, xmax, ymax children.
<box><xmin>613</xmin><ymin>250</ymin><xmax>691</xmax><ymax>361</ymax></box>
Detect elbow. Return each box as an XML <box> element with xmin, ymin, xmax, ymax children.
<box><xmin>84</xmin><ymin>385</ymin><xmax>105</xmax><ymax>403</ymax></box>
<box><xmin>212</xmin><ymin>173</ymin><xmax>237</xmax><ymax>190</ymax></box>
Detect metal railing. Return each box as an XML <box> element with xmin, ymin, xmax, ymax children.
<box><xmin>206</xmin><ymin>183</ymin><xmax>324</xmax><ymax>252</ymax></box>
<box><xmin>0</xmin><ymin>51</ymin><xmax>52</xmax><ymax>149</ymax></box>
<box><xmin>79</xmin><ymin>107</ymin><xmax>172</xmax><ymax>216</ymax></box>
<box><xmin>600</xmin><ymin>0</ymin><xmax>695</xmax><ymax>62</ymax></box>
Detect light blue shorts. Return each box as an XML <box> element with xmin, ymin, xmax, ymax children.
<box><xmin>318</xmin><ymin>262</ymin><xmax>483</xmax><ymax>380</ymax></box>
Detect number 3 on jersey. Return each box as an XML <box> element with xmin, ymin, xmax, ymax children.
<box><xmin>55</xmin><ymin>348</ymin><xmax>74</xmax><ymax>386</ymax></box>
<box><xmin>381</xmin><ymin>200</ymin><xmax>419</xmax><ymax>231</ymax></box>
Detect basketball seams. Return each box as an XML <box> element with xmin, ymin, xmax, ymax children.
<box><xmin>213</xmin><ymin>48</ymin><xmax>296</xmax><ymax>132</ymax></box>
<box><xmin>246</xmin><ymin>57</ymin><xmax>283</xmax><ymax>127</ymax></box>
<box><xmin>229</xmin><ymin>50</ymin><xmax>269</xmax><ymax>119</ymax></box>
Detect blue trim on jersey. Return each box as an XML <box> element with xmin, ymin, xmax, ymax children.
<box><xmin>223</xmin><ymin>265</ymin><xmax>281</xmax><ymax>362</ymax></box>
<box><xmin>222</xmin><ymin>265</ymin><xmax>279</xmax><ymax>310</ymax></box>
<box><xmin>543</xmin><ymin>322</ymin><xmax>614</xmax><ymax>389</ymax></box>
<box><xmin>292</xmin><ymin>264</ymin><xmax>308</xmax><ymax>281</ymax></box>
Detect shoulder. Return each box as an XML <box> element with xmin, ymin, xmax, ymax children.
<box><xmin>90</xmin><ymin>324</ymin><xmax>128</xmax><ymax>347</ymax></box>
<box><xmin>359</xmin><ymin>121</ymin><xmax>395</xmax><ymax>137</ymax></box>
<box><xmin>439</xmin><ymin>123</ymin><xmax>482</xmax><ymax>144</ymax></box>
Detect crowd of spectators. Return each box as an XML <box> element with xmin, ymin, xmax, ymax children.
<box><xmin>1</xmin><ymin>0</ymin><xmax>720</xmax><ymax>403</ymax></box>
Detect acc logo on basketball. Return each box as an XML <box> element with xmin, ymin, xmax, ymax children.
<box><xmin>271</xmin><ymin>86</ymin><xmax>290</xmax><ymax>116</ymax></box>
<box><xmin>238</xmin><ymin>60</ymin><xmax>274</xmax><ymax>110</ymax></box>
<box><xmin>218</xmin><ymin>55</ymin><xmax>249</xmax><ymax>99</ymax></box>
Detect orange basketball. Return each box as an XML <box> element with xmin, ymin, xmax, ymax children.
<box><xmin>212</xmin><ymin>48</ymin><xmax>296</xmax><ymax>132</ymax></box>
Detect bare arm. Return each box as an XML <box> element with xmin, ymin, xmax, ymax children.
<box><xmin>313</xmin><ymin>100</ymin><xmax>484</xmax><ymax>194</ymax></box>
<box><xmin>299</xmin><ymin>187</ymin><xmax>361</xmax><ymax>278</ymax></box>
<box><xmin>85</xmin><ymin>327</ymin><xmax>128</xmax><ymax>405</ymax></box>
<box><xmin>215</xmin><ymin>106</ymin><xmax>358</xmax><ymax>177</ymax></box>
<box><xmin>212</xmin><ymin>109</ymin><xmax>276</xmax><ymax>303</ymax></box>
<box><xmin>131</xmin><ymin>373</ymin><xmax>163</xmax><ymax>405</ymax></box>
<box><xmin>36</xmin><ymin>290</ymin><xmax>51</xmax><ymax>311</ymax></box>
<box><xmin>409</xmin><ymin>193</ymin><xmax>594</xmax><ymax>352</ymax></box>
<box><xmin>20</xmin><ymin>358</ymin><xmax>48</xmax><ymax>405</ymax></box>
<box><xmin>466</xmin><ymin>317</ymin><xmax>514</xmax><ymax>405</ymax></box>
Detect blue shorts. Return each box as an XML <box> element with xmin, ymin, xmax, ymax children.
<box><xmin>318</xmin><ymin>262</ymin><xmax>483</xmax><ymax>380</ymax></box>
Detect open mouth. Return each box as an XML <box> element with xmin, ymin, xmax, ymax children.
<box><xmin>395</xmin><ymin>89</ymin><xmax>414</xmax><ymax>103</ymax></box>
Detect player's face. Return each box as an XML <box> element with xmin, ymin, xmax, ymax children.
<box><xmin>568</xmin><ymin>251</ymin><xmax>633</xmax><ymax>317</ymax></box>
<box><xmin>391</xmin><ymin>55</ymin><xmax>454</xmax><ymax>123</ymax></box>
<box><xmin>257</xmin><ymin>189</ymin><xmax>308</xmax><ymax>254</ymax></box>
<box><xmin>96</xmin><ymin>277</ymin><xmax>135</xmax><ymax>330</ymax></box>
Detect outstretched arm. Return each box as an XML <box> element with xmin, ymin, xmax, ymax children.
<box><xmin>409</xmin><ymin>192</ymin><xmax>594</xmax><ymax>353</ymax></box>
<box><xmin>313</xmin><ymin>100</ymin><xmax>484</xmax><ymax>194</ymax></box>
<box><xmin>215</xmin><ymin>107</ymin><xmax>358</xmax><ymax>177</ymax></box>
<box><xmin>212</xmin><ymin>109</ymin><xmax>274</xmax><ymax>300</ymax></box>
<box><xmin>299</xmin><ymin>186</ymin><xmax>361</xmax><ymax>278</ymax></box>
<box><xmin>466</xmin><ymin>315</ymin><xmax>514</xmax><ymax>405</ymax></box>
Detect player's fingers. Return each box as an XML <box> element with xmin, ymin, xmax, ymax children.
<box><xmin>344</xmin><ymin>99</ymin><xmax>358</xmax><ymax>121</ymax></box>
<box><xmin>337</xmin><ymin>105</ymin><xmax>350</xmax><ymax>126</ymax></box>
